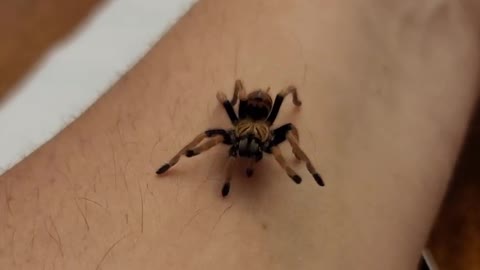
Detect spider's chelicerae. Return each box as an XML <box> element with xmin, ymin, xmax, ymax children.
<box><xmin>155</xmin><ymin>79</ymin><xmax>324</xmax><ymax>197</ymax></box>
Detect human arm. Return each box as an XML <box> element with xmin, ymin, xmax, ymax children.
<box><xmin>0</xmin><ymin>0</ymin><xmax>479</xmax><ymax>269</ymax></box>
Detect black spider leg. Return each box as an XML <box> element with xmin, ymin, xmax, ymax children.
<box><xmin>266</xmin><ymin>86</ymin><xmax>302</xmax><ymax>125</ymax></box>
<box><xmin>156</xmin><ymin>129</ymin><xmax>232</xmax><ymax>174</ymax></box>
<box><xmin>269</xmin><ymin>124</ymin><xmax>324</xmax><ymax>186</ymax></box>
<box><xmin>217</xmin><ymin>91</ymin><xmax>239</xmax><ymax>124</ymax></box>
<box><xmin>222</xmin><ymin>146</ymin><xmax>238</xmax><ymax>197</ymax></box>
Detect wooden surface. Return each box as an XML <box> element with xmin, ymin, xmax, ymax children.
<box><xmin>0</xmin><ymin>1</ymin><xmax>478</xmax><ymax>269</ymax></box>
<box><xmin>0</xmin><ymin>0</ymin><xmax>102</xmax><ymax>101</ymax></box>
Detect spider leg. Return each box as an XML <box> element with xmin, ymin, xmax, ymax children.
<box><xmin>270</xmin><ymin>146</ymin><xmax>302</xmax><ymax>184</ymax></box>
<box><xmin>245</xmin><ymin>158</ymin><xmax>256</xmax><ymax>177</ymax></box>
<box><xmin>185</xmin><ymin>135</ymin><xmax>224</xmax><ymax>157</ymax></box>
<box><xmin>156</xmin><ymin>129</ymin><xmax>229</xmax><ymax>175</ymax></box>
<box><xmin>221</xmin><ymin>155</ymin><xmax>236</xmax><ymax>197</ymax></box>
<box><xmin>271</xmin><ymin>123</ymin><xmax>324</xmax><ymax>186</ymax></box>
<box><xmin>286</xmin><ymin>131</ymin><xmax>324</xmax><ymax>186</ymax></box>
<box><xmin>281</xmin><ymin>123</ymin><xmax>301</xmax><ymax>159</ymax></box>
<box><xmin>217</xmin><ymin>91</ymin><xmax>239</xmax><ymax>124</ymax></box>
<box><xmin>266</xmin><ymin>86</ymin><xmax>302</xmax><ymax>125</ymax></box>
<box><xmin>231</xmin><ymin>79</ymin><xmax>245</xmax><ymax>105</ymax></box>
<box><xmin>231</xmin><ymin>79</ymin><xmax>248</xmax><ymax>118</ymax></box>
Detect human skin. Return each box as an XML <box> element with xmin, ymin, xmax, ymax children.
<box><xmin>0</xmin><ymin>0</ymin><xmax>479</xmax><ymax>269</ymax></box>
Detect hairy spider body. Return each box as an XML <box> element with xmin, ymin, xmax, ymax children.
<box><xmin>235</xmin><ymin>119</ymin><xmax>271</xmax><ymax>142</ymax></box>
<box><xmin>156</xmin><ymin>79</ymin><xmax>324</xmax><ymax>197</ymax></box>
<box><xmin>234</xmin><ymin>119</ymin><xmax>270</xmax><ymax>159</ymax></box>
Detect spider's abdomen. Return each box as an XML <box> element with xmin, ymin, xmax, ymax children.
<box><xmin>245</xmin><ymin>90</ymin><xmax>273</xmax><ymax>120</ymax></box>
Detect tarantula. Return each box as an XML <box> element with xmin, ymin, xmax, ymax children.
<box><xmin>155</xmin><ymin>79</ymin><xmax>324</xmax><ymax>197</ymax></box>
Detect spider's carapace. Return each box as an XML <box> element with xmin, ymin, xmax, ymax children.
<box><xmin>156</xmin><ymin>80</ymin><xmax>324</xmax><ymax>197</ymax></box>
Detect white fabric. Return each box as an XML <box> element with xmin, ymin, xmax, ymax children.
<box><xmin>0</xmin><ymin>0</ymin><xmax>197</xmax><ymax>174</ymax></box>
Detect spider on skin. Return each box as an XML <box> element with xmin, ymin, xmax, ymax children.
<box><xmin>155</xmin><ymin>79</ymin><xmax>324</xmax><ymax>197</ymax></box>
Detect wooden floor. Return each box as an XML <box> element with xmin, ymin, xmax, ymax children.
<box><xmin>0</xmin><ymin>2</ymin><xmax>478</xmax><ymax>269</ymax></box>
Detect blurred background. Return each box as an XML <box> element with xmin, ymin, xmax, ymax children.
<box><xmin>0</xmin><ymin>1</ymin><xmax>478</xmax><ymax>269</ymax></box>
